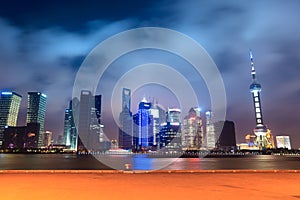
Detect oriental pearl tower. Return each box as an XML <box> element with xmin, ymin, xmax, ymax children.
<box><xmin>249</xmin><ymin>50</ymin><xmax>268</xmax><ymax>149</ymax></box>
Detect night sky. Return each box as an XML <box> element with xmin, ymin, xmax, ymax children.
<box><xmin>1</xmin><ymin>0</ymin><xmax>300</xmax><ymax>148</ymax></box>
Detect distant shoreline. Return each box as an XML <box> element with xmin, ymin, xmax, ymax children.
<box><xmin>1</xmin><ymin>151</ymin><xmax>300</xmax><ymax>158</ymax></box>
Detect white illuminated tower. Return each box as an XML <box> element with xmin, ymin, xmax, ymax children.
<box><xmin>249</xmin><ymin>51</ymin><xmax>268</xmax><ymax>149</ymax></box>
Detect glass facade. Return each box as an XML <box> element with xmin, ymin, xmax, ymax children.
<box><xmin>0</xmin><ymin>91</ymin><xmax>22</xmax><ymax>146</ymax></box>
<box><xmin>119</xmin><ymin>88</ymin><xmax>133</xmax><ymax>149</ymax></box>
<box><xmin>26</xmin><ymin>92</ymin><xmax>47</xmax><ymax>148</ymax></box>
<box><xmin>206</xmin><ymin>111</ymin><xmax>216</xmax><ymax>149</ymax></box>
<box><xmin>157</xmin><ymin>122</ymin><xmax>182</xmax><ymax>152</ymax></box>
<box><xmin>276</xmin><ymin>136</ymin><xmax>291</xmax><ymax>150</ymax></box>
<box><xmin>77</xmin><ymin>91</ymin><xmax>108</xmax><ymax>152</ymax></box>
<box><xmin>63</xmin><ymin>99</ymin><xmax>78</xmax><ymax>150</ymax></box>
<box><xmin>182</xmin><ymin>108</ymin><xmax>204</xmax><ymax>150</ymax></box>
<box><xmin>133</xmin><ymin>98</ymin><xmax>153</xmax><ymax>150</ymax></box>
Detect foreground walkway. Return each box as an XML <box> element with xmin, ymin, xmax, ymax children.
<box><xmin>1</xmin><ymin>170</ymin><xmax>300</xmax><ymax>200</ymax></box>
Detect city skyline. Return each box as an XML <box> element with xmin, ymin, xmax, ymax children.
<box><xmin>0</xmin><ymin>1</ymin><xmax>300</xmax><ymax>148</ymax></box>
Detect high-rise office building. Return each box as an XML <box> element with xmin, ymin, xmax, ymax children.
<box><xmin>151</xmin><ymin>102</ymin><xmax>166</xmax><ymax>148</ymax></box>
<box><xmin>157</xmin><ymin>123</ymin><xmax>182</xmax><ymax>152</ymax></box>
<box><xmin>182</xmin><ymin>108</ymin><xmax>204</xmax><ymax>150</ymax></box>
<box><xmin>133</xmin><ymin>97</ymin><xmax>153</xmax><ymax>150</ymax></box>
<box><xmin>63</xmin><ymin>99</ymin><xmax>78</xmax><ymax>150</ymax></box>
<box><xmin>119</xmin><ymin>107</ymin><xmax>133</xmax><ymax>149</ymax></box>
<box><xmin>166</xmin><ymin>108</ymin><xmax>181</xmax><ymax>124</ymax></box>
<box><xmin>206</xmin><ymin>111</ymin><xmax>216</xmax><ymax>149</ymax></box>
<box><xmin>156</xmin><ymin>104</ymin><xmax>166</xmax><ymax>125</ymax></box>
<box><xmin>26</xmin><ymin>92</ymin><xmax>47</xmax><ymax>148</ymax></box>
<box><xmin>94</xmin><ymin>95</ymin><xmax>102</xmax><ymax>124</ymax></box>
<box><xmin>77</xmin><ymin>90</ymin><xmax>91</xmax><ymax>151</ymax></box>
<box><xmin>0</xmin><ymin>91</ymin><xmax>22</xmax><ymax>146</ymax></box>
<box><xmin>77</xmin><ymin>90</ymin><xmax>108</xmax><ymax>151</ymax></box>
<box><xmin>122</xmin><ymin>88</ymin><xmax>131</xmax><ymax>111</ymax></box>
<box><xmin>42</xmin><ymin>131</ymin><xmax>52</xmax><ymax>148</ymax></box>
<box><xmin>276</xmin><ymin>136</ymin><xmax>291</xmax><ymax>150</ymax></box>
<box><xmin>215</xmin><ymin>120</ymin><xmax>236</xmax><ymax>151</ymax></box>
<box><xmin>149</xmin><ymin>106</ymin><xmax>159</xmax><ymax>146</ymax></box>
<box><xmin>249</xmin><ymin>51</ymin><xmax>273</xmax><ymax>149</ymax></box>
<box><xmin>118</xmin><ymin>88</ymin><xmax>133</xmax><ymax>149</ymax></box>
<box><xmin>157</xmin><ymin>108</ymin><xmax>182</xmax><ymax>152</ymax></box>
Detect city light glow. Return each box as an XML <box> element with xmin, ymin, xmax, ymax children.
<box><xmin>1</xmin><ymin>92</ymin><xmax>12</xmax><ymax>95</ymax></box>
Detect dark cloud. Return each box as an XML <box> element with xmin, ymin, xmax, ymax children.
<box><xmin>0</xmin><ymin>17</ymin><xmax>136</xmax><ymax>137</ymax></box>
<box><xmin>0</xmin><ymin>0</ymin><xmax>154</xmax><ymax>31</ymax></box>
<box><xmin>165</xmin><ymin>0</ymin><xmax>300</xmax><ymax>147</ymax></box>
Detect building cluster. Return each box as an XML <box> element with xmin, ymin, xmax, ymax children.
<box><xmin>60</xmin><ymin>87</ymin><xmax>239</xmax><ymax>153</ymax></box>
<box><xmin>0</xmin><ymin>52</ymin><xmax>295</xmax><ymax>153</ymax></box>
<box><xmin>118</xmin><ymin>88</ymin><xmax>236</xmax><ymax>153</ymax></box>
<box><xmin>68</xmin><ymin>60</ymin><xmax>290</xmax><ymax>153</ymax></box>
<box><xmin>0</xmin><ymin>91</ymin><xmax>49</xmax><ymax>149</ymax></box>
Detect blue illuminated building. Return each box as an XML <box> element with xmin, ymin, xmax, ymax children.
<box><xmin>133</xmin><ymin>97</ymin><xmax>153</xmax><ymax>150</ymax></box>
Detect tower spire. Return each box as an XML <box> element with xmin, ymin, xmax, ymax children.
<box><xmin>248</xmin><ymin>50</ymin><xmax>272</xmax><ymax>150</ymax></box>
<box><xmin>250</xmin><ymin>49</ymin><xmax>256</xmax><ymax>81</ymax></box>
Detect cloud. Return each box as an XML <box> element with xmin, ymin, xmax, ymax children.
<box><xmin>1</xmin><ymin>0</ymin><xmax>300</xmax><ymax>146</ymax></box>
<box><xmin>0</xmin><ymin>17</ymin><xmax>135</xmax><ymax>137</ymax></box>
<box><xmin>162</xmin><ymin>0</ymin><xmax>300</xmax><ymax>146</ymax></box>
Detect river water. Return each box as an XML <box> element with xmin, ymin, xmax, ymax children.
<box><xmin>0</xmin><ymin>154</ymin><xmax>300</xmax><ymax>170</ymax></box>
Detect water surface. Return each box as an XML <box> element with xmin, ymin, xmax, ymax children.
<box><xmin>1</xmin><ymin>154</ymin><xmax>300</xmax><ymax>170</ymax></box>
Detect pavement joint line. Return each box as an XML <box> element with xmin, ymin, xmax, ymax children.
<box><xmin>0</xmin><ymin>170</ymin><xmax>300</xmax><ymax>174</ymax></box>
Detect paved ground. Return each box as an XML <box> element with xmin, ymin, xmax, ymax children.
<box><xmin>1</xmin><ymin>170</ymin><xmax>300</xmax><ymax>200</ymax></box>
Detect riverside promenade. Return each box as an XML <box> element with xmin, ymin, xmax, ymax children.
<box><xmin>1</xmin><ymin>170</ymin><xmax>300</xmax><ymax>200</ymax></box>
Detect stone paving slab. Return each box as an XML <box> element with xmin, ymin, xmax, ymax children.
<box><xmin>1</xmin><ymin>170</ymin><xmax>300</xmax><ymax>200</ymax></box>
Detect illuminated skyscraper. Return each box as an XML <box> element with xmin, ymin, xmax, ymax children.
<box><xmin>151</xmin><ymin>102</ymin><xmax>166</xmax><ymax>148</ymax></box>
<box><xmin>133</xmin><ymin>97</ymin><xmax>153</xmax><ymax>150</ymax></box>
<box><xmin>122</xmin><ymin>88</ymin><xmax>131</xmax><ymax>111</ymax></box>
<box><xmin>42</xmin><ymin>131</ymin><xmax>52</xmax><ymax>148</ymax></box>
<box><xmin>63</xmin><ymin>99</ymin><xmax>78</xmax><ymax>150</ymax></box>
<box><xmin>206</xmin><ymin>111</ymin><xmax>216</xmax><ymax>149</ymax></box>
<box><xmin>249</xmin><ymin>51</ymin><xmax>272</xmax><ymax>149</ymax></box>
<box><xmin>156</xmin><ymin>104</ymin><xmax>166</xmax><ymax>125</ymax></box>
<box><xmin>158</xmin><ymin>122</ymin><xmax>182</xmax><ymax>152</ymax></box>
<box><xmin>0</xmin><ymin>91</ymin><xmax>22</xmax><ymax>146</ymax></box>
<box><xmin>157</xmin><ymin>108</ymin><xmax>182</xmax><ymax>151</ymax></box>
<box><xmin>77</xmin><ymin>91</ymin><xmax>108</xmax><ymax>151</ymax></box>
<box><xmin>167</xmin><ymin>108</ymin><xmax>181</xmax><ymax>124</ymax></box>
<box><xmin>26</xmin><ymin>92</ymin><xmax>47</xmax><ymax>148</ymax></box>
<box><xmin>182</xmin><ymin>108</ymin><xmax>204</xmax><ymax>150</ymax></box>
<box><xmin>119</xmin><ymin>88</ymin><xmax>133</xmax><ymax>149</ymax></box>
<box><xmin>149</xmin><ymin>105</ymin><xmax>159</xmax><ymax>146</ymax></box>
